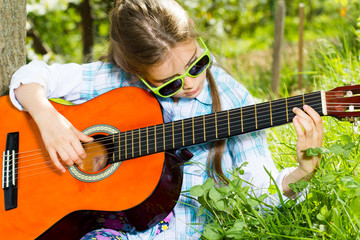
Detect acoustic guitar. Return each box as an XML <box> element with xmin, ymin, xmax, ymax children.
<box><xmin>0</xmin><ymin>85</ymin><xmax>359</xmax><ymax>239</ymax></box>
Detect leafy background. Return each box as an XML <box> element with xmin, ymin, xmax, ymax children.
<box><xmin>26</xmin><ymin>0</ymin><xmax>360</xmax><ymax>239</ymax></box>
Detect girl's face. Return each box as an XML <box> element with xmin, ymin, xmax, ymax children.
<box><xmin>143</xmin><ymin>39</ymin><xmax>207</xmax><ymax>101</ymax></box>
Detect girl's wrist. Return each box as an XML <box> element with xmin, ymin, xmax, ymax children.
<box><xmin>297</xmin><ymin>157</ymin><xmax>320</xmax><ymax>175</ymax></box>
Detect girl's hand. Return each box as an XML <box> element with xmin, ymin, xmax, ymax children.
<box><xmin>35</xmin><ymin>108</ymin><xmax>93</xmax><ymax>173</ymax></box>
<box><xmin>292</xmin><ymin>105</ymin><xmax>324</xmax><ymax>174</ymax></box>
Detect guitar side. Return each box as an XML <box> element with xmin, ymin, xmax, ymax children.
<box><xmin>0</xmin><ymin>87</ymin><xmax>183</xmax><ymax>239</ymax></box>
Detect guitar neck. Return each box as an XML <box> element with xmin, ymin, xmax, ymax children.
<box><xmin>111</xmin><ymin>91</ymin><xmax>325</xmax><ymax>162</ymax></box>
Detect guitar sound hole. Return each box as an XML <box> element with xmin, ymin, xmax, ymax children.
<box><xmin>79</xmin><ymin>134</ymin><xmax>113</xmax><ymax>173</ymax></box>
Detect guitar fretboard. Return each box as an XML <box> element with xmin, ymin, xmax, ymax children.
<box><xmin>110</xmin><ymin>91</ymin><xmax>324</xmax><ymax>162</ymax></box>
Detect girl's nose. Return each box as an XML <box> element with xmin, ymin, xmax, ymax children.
<box><xmin>182</xmin><ymin>76</ymin><xmax>195</xmax><ymax>90</ymax></box>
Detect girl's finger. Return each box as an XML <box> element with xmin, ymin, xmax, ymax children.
<box><xmin>48</xmin><ymin>148</ymin><xmax>66</xmax><ymax>173</ymax></box>
<box><xmin>303</xmin><ymin>105</ymin><xmax>323</xmax><ymax>132</ymax></box>
<box><xmin>57</xmin><ymin>148</ymin><xmax>74</xmax><ymax>167</ymax></box>
<box><xmin>293</xmin><ymin>107</ymin><xmax>312</xmax><ymax>123</ymax></box>
<box><xmin>293</xmin><ymin>116</ymin><xmax>305</xmax><ymax>140</ymax></box>
<box><xmin>294</xmin><ymin>113</ymin><xmax>314</xmax><ymax>137</ymax></box>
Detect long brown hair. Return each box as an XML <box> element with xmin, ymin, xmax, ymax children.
<box><xmin>108</xmin><ymin>0</ymin><xmax>227</xmax><ymax>183</ymax></box>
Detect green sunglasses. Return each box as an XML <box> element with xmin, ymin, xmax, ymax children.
<box><xmin>139</xmin><ymin>37</ymin><xmax>211</xmax><ymax>98</ymax></box>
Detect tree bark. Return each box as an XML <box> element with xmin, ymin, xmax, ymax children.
<box><xmin>80</xmin><ymin>0</ymin><xmax>94</xmax><ymax>63</ymax></box>
<box><xmin>0</xmin><ymin>0</ymin><xmax>27</xmax><ymax>96</ymax></box>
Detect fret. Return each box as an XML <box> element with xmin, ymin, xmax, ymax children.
<box><xmin>287</xmin><ymin>95</ymin><xmax>305</xmax><ymax>121</ymax></box>
<box><xmin>192</xmin><ymin>117</ymin><xmax>195</xmax><ymax>144</ymax></box>
<box><xmin>139</xmin><ymin>128</ymin><xmax>141</xmax><ymax>156</ymax></box>
<box><xmin>204</xmin><ymin>113</ymin><xmax>216</xmax><ymax>141</ymax></box>
<box><xmin>256</xmin><ymin>102</ymin><xmax>272</xmax><ymax>131</ymax></box>
<box><xmin>302</xmin><ymin>93</ymin><xmax>305</xmax><ymax>106</ymax></box>
<box><xmin>112</xmin><ymin>134</ymin><xmax>115</xmax><ymax>161</ymax></box>
<box><xmin>215</xmin><ymin>112</ymin><xmax>218</xmax><ymax>139</ymax></box>
<box><xmin>215</xmin><ymin>111</ymin><xmax>230</xmax><ymax>139</ymax></box>
<box><xmin>163</xmin><ymin>124</ymin><xmax>166</xmax><ymax>150</ymax></box>
<box><xmin>154</xmin><ymin>125</ymin><xmax>157</xmax><ymax>152</ymax></box>
<box><xmin>132</xmin><ymin>130</ymin><xmax>134</xmax><ymax>158</ymax></box>
<box><xmin>119</xmin><ymin>132</ymin><xmax>121</xmax><ymax>160</ymax></box>
<box><xmin>146</xmin><ymin>127</ymin><xmax>149</xmax><ymax>154</ymax></box>
<box><xmin>228</xmin><ymin>108</ymin><xmax>242</xmax><ymax>136</ymax></box>
<box><xmin>241</xmin><ymin>105</ymin><xmax>257</xmax><ymax>133</ymax></box>
<box><xmin>172</xmin><ymin>121</ymin><xmax>175</xmax><ymax>148</ymax></box>
<box><xmin>203</xmin><ymin>115</ymin><xmax>206</xmax><ymax>141</ymax></box>
<box><xmin>174</xmin><ymin>120</ymin><xmax>184</xmax><ymax>148</ymax></box>
<box><xmin>254</xmin><ymin>104</ymin><xmax>258</xmax><ymax>129</ymax></box>
<box><xmin>163</xmin><ymin>121</ymin><xmax>176</xmax><ymax>150</ymax></box>
<box><xmin>125</xmin><ymin>131</ymin><xmax>127</xmax><ymax>159</ymax></box>
<box><xmin>227</xmin><ymin>110</ymin><xmax>230</xmax><ymax>136</ymax></box>
<box><xmin>193</xmin><ymin>115</ymin><xmax>205</xmax><ymax>144</ymax></box>
<box><xmin>304</xmin><ymin>92</ymin><xmax>323</xmax><ymax>114</ymax></box>
<box><xmin>182</xmin><ymin>119</ymin><xmax>185</xmax><ymax>146</ymax></box>
<box><xmin>241</xmin><ymin>107</ymin><xmax>243</xmax><ymax>132</ymax></box>
<box><xmin>286</xmin><ymin>98</ymin><xmax>289</xmax><ymax>122</ymax></box>
<box><xmin>270</xmin><ymin>101</ymin><xmax>273</xmax><ymax>126</ymax></box>
<box><xmin>271</xmin><ymin>98</ymin><xmax>288</xmax><ymax>127</ymax></box>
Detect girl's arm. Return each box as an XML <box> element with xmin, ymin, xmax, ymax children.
<box><xmin>11</xmin><ymin>61</ymin><xmax>93</xmax><ymax>173</ymax></box>
<box><xmin>282</xmin><ymin>105</ymin><xmax>323</xmax><ymax>197</ymax></box>
<box><xmin>14</xmin><ymin>83</ymin><xmax>93</xmax><ymax>173</ymax></box>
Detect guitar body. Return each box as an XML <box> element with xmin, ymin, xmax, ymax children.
<box><xmin>0</xmin><ymin>87</ymin><xmax>184</xmax><ymax>239</ymax></box>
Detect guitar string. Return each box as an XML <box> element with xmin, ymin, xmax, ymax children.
<box><xmin>1</xmin><ymin>91</ymin><xmax>358</xmax><ymax>181</ymax></box>
<box><xmin>3</xmin><ymin>92</ymin><xmax>360</xmax><ymax>174</ymax></box>
<box><xmin>7</xmin><ymin>100</ymin><xmax>325</xmax><ymax>178</ymax></box>
<box><xmin>4</xmin><ymin>91</ymin><xmax>352</xmax><ymax>159</ymax></box>
<box><xmin>6</xmin><ymin>97</ymin><xmax>357</xmax><ymax>170</ymax></box>
<box><xmin>4</xmin><ymin>98</ymin><xmax>360</xmax><ymax>179</ymax></box>
<box><xmin>9</xmin><ymin>93</ymin><xmax>323</xmax><ymax>162</ymax></box>
<box><xmin>6</xmin><ymin>93</ymin><xmax>358</xmax><ymax>166</ymax></box>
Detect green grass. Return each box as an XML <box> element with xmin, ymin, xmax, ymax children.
<box><xmin>188</xmin><ymin>11</ymin><xmax>360</xmax><ymax>240</ymax></box>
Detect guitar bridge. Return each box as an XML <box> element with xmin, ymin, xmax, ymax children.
<box><xmin>2</xmin><ymin>132</ymin><xmax>19</xmax><ymax>211</ymax></box>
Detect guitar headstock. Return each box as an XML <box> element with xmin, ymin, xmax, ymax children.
<box><xmin>325</xmin><ymin>85</ymin><xmax>360</xmax><ymax>121</ymax></box>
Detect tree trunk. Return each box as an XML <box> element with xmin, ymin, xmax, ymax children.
<box><xmin>0</xmin><ymin>0</ymin><xmax>27</xmax><ymax>96</ymax></box>
<box><xmin>80</xmin><ymin>0</ymin><xmax>94</xmax><ymax>63</ymax></box>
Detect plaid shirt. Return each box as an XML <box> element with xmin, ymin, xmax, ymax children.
<box><xmin>10</xmin><ymin>60</ymin><xmax>291</xmax><ymax>239</ymax></box>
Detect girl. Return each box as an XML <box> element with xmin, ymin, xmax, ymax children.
<box><xmin>9</xmin><ymin>0</ymin><xmax>323</xmax><ymax>239</ymax></box>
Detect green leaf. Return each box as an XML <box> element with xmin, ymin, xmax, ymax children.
<box><xmin>340</xmin><ymin>134</ymin><xmax>352</xmax><ymax>143</ymax></box>
<box><xmin>247</xmin><ymin>198</ymin><xmax>259</xmax><ymax>207</ymax></box>
<box><xmin>233</xmin><ymin>220</ymin><xmax>245</xmax><ymax>231</ymax></box>
<box><xmin>197</xmin><ymin>205</ymin><xmax>206</xmax><ymax>217</ymax></box>
<box><xmin>305</xmin><ymin>148</ymin><xmax>319</xmax><ymax>157</ymax></box>
<box><xmin>315</xmin><ymin>147</ymin><xmax>330</xmax><ymax>154</ymax></box>
<box><xmin>320</xmin><ymin>205</ymin><xmax>329</xmax><ymax>216</ymax></box>
<box><xmin>329</xmin><ymin>143</ymin><xmax>344</xmax><ymax>154</ymax></box>
<box><xmin>190</xmin><ymin>185</ymin><xmax>204</xmax><ymax>197</ymax></box>
<box><xmin>225</xmin><ymin>225</ymin><xmax>244</xmax><ymax>239</ymax></box>
<box><xmin>268</xmin><ymin>184</ymin><xmax>277</xmax><ymax>195</ymax></box>
<box><xmin>344</xmin><ymin>149</ymin><xmax>351</xmax><ymax>158</ymax></box>
<box><xmin>258</xmin><ymin>193</ymin><xmax>269</xmax><ymax>202</ymax></box>
<box><xmin>322</xmin><ymin>174</ymin><xmax>336</xmax><ymax>183</ymax></box>
<box><xmin>343</xmin><ymin>142</ymin><xmax>355</xmax><ymax>150</ymax></box>
<box><xmin>317</xmin><ymin>213</ymin><xmax>326</xmax><ymax>221</ymax></box>
<box><xmin>289</xmin><ymin>180</ymin><xmax>308</xmax><ymax>192</ymax></box>
<box><xmin>202</xmin><ymin>178</ymin><xmax>215</xmax><ymax>191</ymax></box>
<box><xmin>349</xmin><ymin>197</ymin><xmax>360</xmax><ymax>218</ymax></box>
<box><xmin>202</xmin><ymin>224</ymin><xmax>223</xmax><ymax>240</ymax></box>
<box><xmin>209</xmin><ymin>188</ymin><xmax>222</xmax><ymax>201</ymax></box>
<box><xmin>214</xmin><ymin>199</ymin><xmax>226</xmax><ymax>211</ymax></box>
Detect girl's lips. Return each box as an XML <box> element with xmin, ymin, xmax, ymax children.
<box><xmin>186</xmin><ymin>86</ymin><xmax>200</xmax><ymax>96</ymax></box>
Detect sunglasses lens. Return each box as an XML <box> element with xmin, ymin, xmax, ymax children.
<box><xmin>159</xmin><ymin>78</ymin><xmax>182</xmax><ymax>96</ymax></box>
<box><xmin>189</xmin><ymin>55</ymin><xmax>210</xmax><ymax>76</ymax></box>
